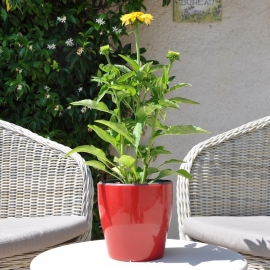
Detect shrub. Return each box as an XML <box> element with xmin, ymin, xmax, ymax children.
<box><xmin>0</xmin><ymin>0</ymin><xmax>171</xmax><ymax>239</ymax></box>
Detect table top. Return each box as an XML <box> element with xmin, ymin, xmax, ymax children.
<box><xmin>30</xmin><ymin>239</ymin><xmax>248</xmax><ymax>270</ymax></box>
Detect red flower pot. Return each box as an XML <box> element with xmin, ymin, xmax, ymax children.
<box><xmin>97</xmin><ymin>180</ymin><xmax>173</xmax><ymax>262</ymax></box>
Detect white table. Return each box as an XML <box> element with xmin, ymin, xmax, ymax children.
<box><xmin>30</xmin><ymin>239</ymin><xmax>248</xmax><ymax>270</ymax></box>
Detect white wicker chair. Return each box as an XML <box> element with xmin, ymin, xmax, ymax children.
<box><xmin>177</xmin><ymin>116</ymin><xmax>270</xmax><ymax>270</ymax></box>
<box><xmin>0</xmin><ymin>119</ymin><xmax>94</xmax><ymax>270</ymax></box>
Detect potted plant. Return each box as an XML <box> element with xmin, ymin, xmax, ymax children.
<box><xmin>66</xmin><ymin>11</ymin><xmax>209</xmax><ymax>262</ymax></box>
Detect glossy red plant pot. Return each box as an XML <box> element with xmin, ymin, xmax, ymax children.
<box><xmin>97</xmin><ymin>180</ymin><xmax>173</xmax><ymax>262</ymax></box>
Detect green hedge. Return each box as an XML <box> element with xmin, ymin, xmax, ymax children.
<box><xmin>0</xmin><ymin>0</ymin><xmax>171</xmax><ymax>239</ymax></box>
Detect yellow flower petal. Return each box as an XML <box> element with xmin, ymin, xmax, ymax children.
<box><xmin>120</xmin><ymin>14</ymin><xmax>132</xmax><ymax>25</ymax></box>
<box><xmin>141</xmin><ymin>14</ymin><xmax>153</xmax><ymax>25</ymax></box>
<box><xmin>6</xmin><ymin>0</ymin><xmax>11</xmax><ymax>12</ymax></box>
<box><xmin>137</xmin><ymin>15</ymin><xmax>144</xmax><ymax>22</ymax></box>
<box><xmin>130</xmin><ymin>15</ymin><xmax>137</xmax><ymax>23</ymax></box>
<box><xmin>133</xmin><ymin>12</ymin><xmax>144</xmax><ymax>17</ymax></box>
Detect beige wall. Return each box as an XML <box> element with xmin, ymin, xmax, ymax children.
<box><xmin>123</xmin><ymin>1</ymin><xmax>270</xmax><ymax>239</ymax></box>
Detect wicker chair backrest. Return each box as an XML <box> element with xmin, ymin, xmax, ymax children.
<box><xmin>189</xmin><ymin>125</ymin><xmax>270</xmax><ymax>216</ymax></box>
<box><xmin>177</xmin><ymin>116</ymin><xmax>270</xmax><ymax>228</ymax></box>
<box><xmin>0</xmin><ymin>120</ymin><xmax>92</xmax><ymax>220</ymax></box>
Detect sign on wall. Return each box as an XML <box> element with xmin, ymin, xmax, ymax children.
<box><xmin>174</xmin><ymin>0</ymin><xmax>222</xmax><ymax>23</ymax></box>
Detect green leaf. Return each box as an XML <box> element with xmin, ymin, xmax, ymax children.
<box><xmin>77</xmin><ymin>3</ymin><xmax>85</xmax><ymax>14</ymax></box>
<box><xmin>110</xmin><ymin>84</ymin><xmax>136</xmax><ymax>96</ymax></box>
<box><xmin>162</xmin><ymin>66</ymin><xmax>168</xmax><ymax>85</ymax></box>
<box><xmin>154</xmin><ymin>169</ymin><xmax>192</xmax><ymax>180</ymax></box>
<box><xmin>136</xmin><ymin>104</ymin><xmax>161</xmax><ymax>122</ymax></box>
<box><xmin>44</xmin><ymin>62</ymin><xmax>50</xmax><ymax>74</ymax></box>
<box><xmin>70</xmin><ymin>100</ymin><xmax>113</xmax><ymax>114</ymax></box>
<box><xmin>156</xmin><ymin>125</ymin><xmax>210</xmax><ymax>137</ymax></box>
<box><xmin>119</xmin><ymin>54</ymin><xmax>139</xmax><ymax>71</ymax></box>
<box><xmin>114</xmin><ymin>155</ymin><xmax>135</xmax><ymax>167</ymax></box>
<box><xmin>88</xmin><ymin>124</ymin><xmax>118</xmax><ymax>153</ymax></box>
<box><xmin>158</xmin><ymin>99</ymin><xmax>179</xmax><ymax>109</ymax></box>
<box><xmin>84</xmin><ymin>160</ymin><xmax>120</xmax><ymax>180</ymax></box>
<box><xmin>147</xmin><ymin>167</ymin><xmax>160</xmax><ymax>175</ymax></box>
<box><xmin>150</xmin><ymin>64</ymin><xmax>164</xmax><ymax>72</ymax></box>
<box><xmin>84</xmin><ymin>160</ymin><xmax>106</xmax><ymax>171</ymax></box>
<box><xmin>139</xmin><ymin>62</ymin><xmax>152</xmax><ymax>73</ymax></box>
<box><xmin>65</xmin><ymin>145</ymin><xmax>112</xmax><ymax>164</ymax></box>
<box><xmin>115</xmin><ymin>71</ymin><xmax>135</xmax><ymax>83</ymax></box>
<box><xmin>159</xmin><ymin>159</ymin><xmax>185</xmax><ymax>167</ymax></box>
<box><xmin>169</xmin><ymin>97</ymin><xmax>199</xmax><ymax>104</ymax></box>
<box><xmin>150</xmin><ymin>147</ymin><xmax>172</xmax><ymax>157</ymax></box>
<box><xmin>95</xmin><ymin>120</ymin><xmax>134</xmax><ymax>144</ymax></box>
<box><xmin>33</xmin><ymin>61</ymin><xmax>41</xmax><ymax>68</ymax></box>
<box><xmin>133</xmin><ymin>122</ymin><xmax>143</xmax><ymax>148</ymax></box>
<box><xmin>111</xmin><ymin>167</ymin><xmax>124</xmax><ymax>178</ymax></box>
<box><xmin>1</xmin><ymin>8</ymin><xmax>7</xmax><ymax>21</ymax></box>
<box><xmin>168</xmin><ymin>83</ymin><xmax>191</xmax><ymax>93</ymax></box>
<box><xmin>155</xmin><ymin>119</ymin><xmax>167</xmax><ymax>130</ymax></box>
<box><xmin>114</xmin><ymin>64</ymin><xmax>131</xmax><ymax>73</ymax></box>
<box><xmin>67</xmin><ymin>14</ymin><xmax>76</xmax><ymax>24</ymax></box>
<box><xmin>97</xmin><ymin>85</ymin><xmax>109</xmax><ymax>103</ymax></box>
<box><xmin>177</xmin><ymin>169</ymin><xmax>192</xmax><ymax>179</ymax></box>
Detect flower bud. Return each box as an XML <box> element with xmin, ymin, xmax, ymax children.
<box><xmin>166</xmin><ymin>51</ymin><xmax>180</xmax><ymax>61</ymax></box>
<box><xmin>100</xmin><ymin>45</ymin><xmax>111</xmax><ymax>55</ymax></box>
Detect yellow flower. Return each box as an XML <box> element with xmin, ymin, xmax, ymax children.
<box><xmin>120</xmin><ymin>12</ymin><xmax>153</xmax><ymax>26</ymax></box>
<box><xmin>6</xmin><ymin>0</ymin><xmax>11</xmax><ymax>12</ymax></box>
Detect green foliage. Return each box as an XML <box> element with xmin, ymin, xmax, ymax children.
<box><xmin>66</xmin><ymin>12</ymin><xmax>210</xmax><ymax>184</ymax></box>
<box><xmin>0</xmin><ymin>0</ymin><xmax>170</xmax><ymax>240</ymax></box>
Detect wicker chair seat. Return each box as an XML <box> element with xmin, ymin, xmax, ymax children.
<box><xmin>0</xmin><ymin>216</ymin><xmax>88</xmax><ymax>259</ymax></box>
<box><xmin>177</xmin><ymin>116</ymin><xmax>270</xmax><ymax>270</ymax></box>
<box><xmin>183</xmin><ymin>216</ymin><xmax>270</xmax><ymax>259</ymax></box>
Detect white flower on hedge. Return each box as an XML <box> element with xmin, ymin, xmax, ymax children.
<box><xmin>59</xmin><ymin>112</ymin><xmax>62</xmax><ymax>116</ymax></box>
<box><xmin>17</xmin><ymin>84</ymin><xmax>22</xmax><ymax>90</ymax></box>
<box><xmin>67</xmin><ymin>105</ymin><xmax>71</xmax><ymax>110</ymax></box>
<box><xmin>57</xmin><ymin>16</ymin><xmax>66</xmax><ymax>23</ymax></box>
<box><xmin>54</xmin><ymin>105</ymin><xmax>59</xmax><ymax>111</ymax></box>
<box><xmin>78</xmin><ymin>87</ymin><xmax>83</xmax><ymax>92</ymax></box>
<box><xmin>28</xmin><ymin>45</ymin><xmax>33</xmax><ymax>51</ymax></box>
<box><xmin>96</xmin><ymin>18</ymin><xmax>105</xmax><ymax>25</ymax></box>
<box><xmin>81</xmin><ymin>107</ymin><xmax>87</xmax><ymax>113</ymax></box>
<box><xmin>47</xmin><ymin>44</ymin><xmax>56</xmax><ymax>50</ymax></box>
<box><xmin>65</xmin><ymin>38</ymin><xmax>74</xmax><ymax>47</ymax></box>
<box><xmin>46</xmin><ymin>94</ymin><xmax>50</xmax><ymax>99</ymax></box>
<box><xmin>112</xmin><ymin>26</ymin><xmax>122</xmax><ymax>34</ymax></box>
<box><xmin>16</xmin><ymin>68</ymin><xmax>22</xmax><ymax>74</ymax></box>
<box><xmin>0</xmin><ymin>49</ymin><xmax>3</xmax><ymax>54</ymax></box>
<box><xmin>44</xmin><ymin>85</ymin><xmax>49</xmax><ymax>90</ymax></box>
<box><xmin>76</xmin><ymin>47</ymin><xmax>84</xmax><ymax>56</ymax></box>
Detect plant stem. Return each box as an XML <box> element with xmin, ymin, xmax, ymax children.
<box><xmin>134</xmin><ymin>21</ymin><xmax>140</xmax><ymax>66</ymax></box>
<box><xmin>133</xmin><ymin>21</ymin><xmax>141</xmax><ymax>180</ymax></box>
<box><xmin>114</xmin><ymin>90</ymin><xmax>124</xmax><ymax>156</ymax></box>
<box><xmin>141</xmin><ymin>109</ymin><xmax>159</xmax><ymax>183</ymax></box>
<box><xmin>105</xmin><ymin>54</ymin><xmax>111</xmax><ymax>65</ymax></box>
<box><xmin>167</xmin><ymin>60</ymin><xmax>173</xmax><ymax>76</ymax></box>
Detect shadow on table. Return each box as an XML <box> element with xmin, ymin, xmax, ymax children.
<box><xmin>153</xmin><ymin>242</ymin><xmax>246</xmax><ymax>266</ymax></box>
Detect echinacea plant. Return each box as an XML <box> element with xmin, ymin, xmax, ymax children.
<box><xmin>66</xmin><ymin>11</ymin><xmax>209</xmax><ymax>184</ymax></box>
